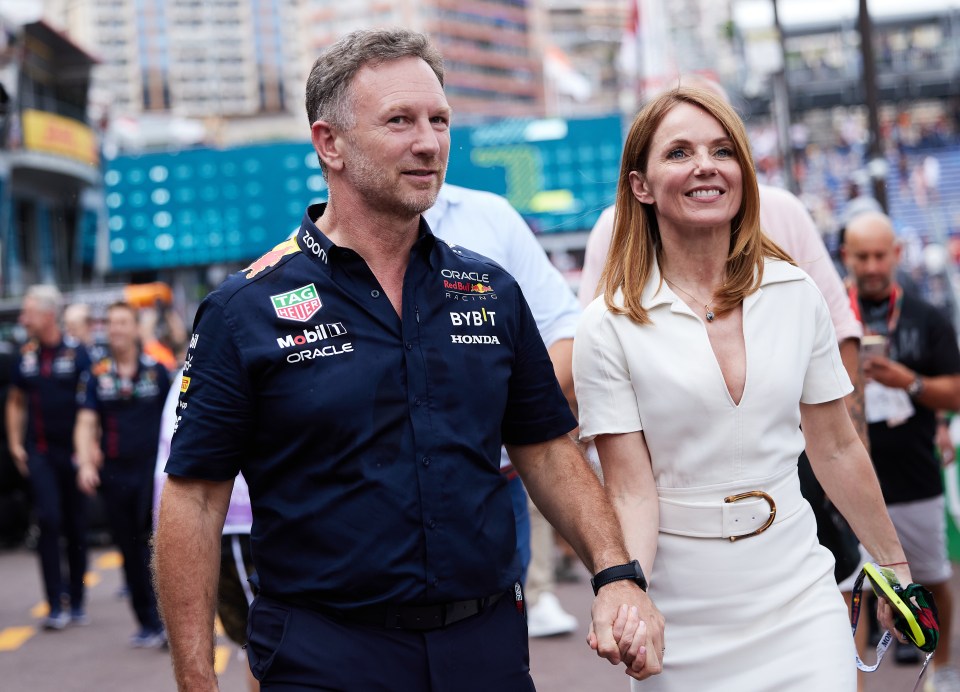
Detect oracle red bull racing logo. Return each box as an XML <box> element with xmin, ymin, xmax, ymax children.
<box><xmin>442</xmin><ymin>269</ymin><xmax>497</xmax><ymax>302</ymax></box>
<box><xmin>271</xmin><ymin>283</ymin><xmax>322</xmax><ymax>322</ymax></box>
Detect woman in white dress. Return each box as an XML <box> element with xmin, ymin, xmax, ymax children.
<box><xmin>573</xmin><ymin>87</ymin><xmax>912</xmax><ymax>690</ymax></box>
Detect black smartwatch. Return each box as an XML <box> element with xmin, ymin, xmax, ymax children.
<box><xmin>591</xmin><ymin>559</ymin><xmax>648</xmax><ymax>595</ymax></box>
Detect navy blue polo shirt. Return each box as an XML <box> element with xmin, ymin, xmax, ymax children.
<box><xmin>11</xmin><ymin>338</ymin><xmax>91</xmax><ymax>454</ymax></box>
<box><xmin>166</xmin><ymin>204</ymin><xmax>576</xmax><ymax>609</ymax></box>
<box><xmin>80</xmin><ymin>354</ymin><xmax>171</xmax><ymax>471</ymax></box>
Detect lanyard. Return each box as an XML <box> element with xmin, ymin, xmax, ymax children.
<box><xmin>847</xmin><ymin>282</ymin><xmax>903</xmax><ymax>337</ymax></box>
<box><xmin>850</xmin><ymin>567</ymin><xmax>934</xmax><ymax>690</ymax></box>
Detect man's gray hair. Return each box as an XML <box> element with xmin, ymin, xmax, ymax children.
<box><xmin>305</xmin><ymin>28</ymin><xmax>444</xmax><ymax>131</ymax></box>
<box><xmin>25</xmin><ymin>284</ymin><xmax>63</xmax><ymax>316</ymax></box>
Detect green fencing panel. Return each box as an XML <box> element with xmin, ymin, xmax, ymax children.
<box><xmin>445</xmin><ymin>115</ymin><xmax>622</xmax><ymax>234</ymax></box>
<box><xmin>103</xmin><ymin>142</ymin><xmax>326</xmax><ymax>270</ymax></box>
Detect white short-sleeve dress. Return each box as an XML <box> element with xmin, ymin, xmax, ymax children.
<box><xmin>574</xmin><ymin>259</ymin><xmax>856</xmax><ymax>691</ymax></box>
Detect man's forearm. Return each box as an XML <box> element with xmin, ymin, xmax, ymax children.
<box><xmin>913</xmin><ymin>375</ymin><xmax>960</xmax><ymax>412</ymax></box>
<box><xmin>154</xmin><ymin>477</ymin><xmax>232</xmax><ymax>691</ymax></box>
<box><xmin>838</xmin><ymin>338</ymin><xmax>869</xmax><ymax>451</ymax></box>
<box><xmin>510</xmin><ymin>435</ymin><xmax>629</xmax><ymax>573</ymax></box>
<box><xmin>73</xmin><ymin>411</ymin><xmax>99</xmax><ymax>471</ymax></box>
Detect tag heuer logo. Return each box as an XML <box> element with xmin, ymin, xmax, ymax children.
<box><xmin>271</xmin><ymin>283</ymin><xmax>322</xmax><ymax>322</ymax></box>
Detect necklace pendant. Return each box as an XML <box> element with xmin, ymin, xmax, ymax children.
<box><xmin>705</xmin><ymin>310</ymin><xmax>715</xmax><ymax>322</ymax></box>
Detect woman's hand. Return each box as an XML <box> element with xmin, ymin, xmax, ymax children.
<box><xmin>875</xmin><ymin>563</ymin><xmax>914</xmax><ymax>643</ymax></box>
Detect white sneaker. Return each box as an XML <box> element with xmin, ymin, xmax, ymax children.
<box><xmin>526</xmin><ymin>592</ymin><xmax>578</xmax><ymax>637</ymax></box>
<box><xmin>42</xmin><ymin>611</ymin><xmax>70</xmax><ymax>631</ymax></box>
<box><xmin>928</xmin><ymin>665</ymin><xmax>960</xmax><ymax>692</ymax></box>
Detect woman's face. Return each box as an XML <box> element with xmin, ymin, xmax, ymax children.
<box><xmin>630</xmin><ymin>102</ymin><xmax>743</xmax><ymax>235</ymax></box>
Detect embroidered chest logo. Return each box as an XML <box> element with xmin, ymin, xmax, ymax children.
<box><xmin>441</xmin><ymin>269</ymin><xmax>497</xmax><ymax>302</ymax></box>
<box><xmin>271</xmin><ymin>283</ymin><xmax>323</xmax><ymax>322</ymax></box>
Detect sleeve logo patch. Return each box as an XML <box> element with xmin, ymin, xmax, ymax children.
<box><xmin>244</xmin><ymin>238</ymin><xmax>299</xmax><ymax>279</ymax></box>
<box><xmin>180</xmin><ymin>375</ymin><xmax>191</xmax><ymax>393</ymax></box>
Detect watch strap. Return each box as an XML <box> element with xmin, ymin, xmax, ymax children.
<box><xmin>590</xmin><ymin>559</ymin><xmax>647</xmax><ymax>595</ymax></box>
<box><xmin>907</xmin><ymin>375</ymin><xmax>924</xmax><ymax>398</ymax></box>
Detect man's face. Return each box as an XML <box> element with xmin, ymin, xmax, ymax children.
<box><xmin>843</xmin><ymin>219</ymin><xmax>900</xmax><ymax>300</ymax></box>
<box><xmin>19</xmin><ymin>297</ymin><xmax>55</xmax><ymax>340</ymax></box>
<box><xmin>106</xmin><ymin>307</ymin><xmax>139</xmax><ymax>353</ymax></box>
<box><xmin>337</xmin><ymin>56</ymin><xmax>451</xmax><ymax>217</ymax></box>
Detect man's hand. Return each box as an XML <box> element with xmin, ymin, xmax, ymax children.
<box><xmin>587</xmin><ymin>580</ymin><xmax>664</xmax><ymax>681</ymax></box>
<box><xmin>936</xmin><ymin>419</ymin><xmax>955</xmax><ymax>466</ymax></box>
<box><xmin>862</xmin><ymin>355</ymin><xmax>914</xmax><ymax>389</ymax></box>
<box><xmin>9</xmin><ymin>444</ymin><xmax>28</xmax><ymax>477</ymax></box>
<box><xmin>77</xmin><ymin>464</ymin><xmax>100</xmax><ymax>496</ymax></box>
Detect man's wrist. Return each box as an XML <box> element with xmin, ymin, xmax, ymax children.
<box><xmin>906</xmin><ymin>373</ymin><xmax>925</xmax><ymax>399</ymax></box>
<box><xmin>591</xmin><ymin>559</ymin><xmax>647</xmax><ymax>595</ymax></box>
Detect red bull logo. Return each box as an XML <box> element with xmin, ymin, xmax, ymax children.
<box><xmin>441</xmin><ymin>268</ymin><xmax>497</xmax><ymax>301</ymax></box>
<box><xmin>245</xmin><ymin>238</ymin><xmax>299</xmax><ymax>279</ymax></box>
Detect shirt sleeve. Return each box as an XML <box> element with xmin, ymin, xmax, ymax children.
<box><xmin>164</xmin><ymin>300</ymin><xmax>254</xmax><ymax>481</ymax></box>
<box><xmin>572</xmin><ymin>300</ymin><xmax>643</xmax><ymax>441</ymax></box>
<box><xmin>78</xmin><ymin>369</ymin><xmax>98</xmax><ymax>411</ymax></box>
<box><xmin>578</xmin><ymin>206</ymin><xmax>615</xmax><ymax>309</ymax></box>
<box><xmin>491</xmin><ymin>196</ymin><xmax>580</xmax><ymax>348</ymax></box>
<box><xmin>759</xmin><ymin>187</ymin><xmax>862</xmax><ymax>342</ymax></box>
<box><xmin>800</xmin><ymin>281</ymin><xmax>854</xmax><ymax>404</ymax></box>
<box><xmin>75</xmin><ymin>345</ymin><xmax>92</xmax><ymax>374</ymax></box>
<box><xmin>500</xmin><ymin>286</ymin><xmax>578</xmax><ymax>445</ymax></box>
<box><xmin>10</xmin><ymin>353</ymin><xmax>24</xmax><ymax>390</ymax></box>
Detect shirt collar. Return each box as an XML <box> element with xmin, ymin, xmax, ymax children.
<box><xmin>298</xmin><ymin>203</ymin><xmax>438</xmax><ymax>272</ymax></box>
<box><xmin>637</xmin><ymin>257</ymin><xmax>804</xmax><ymax>313</ymax></box>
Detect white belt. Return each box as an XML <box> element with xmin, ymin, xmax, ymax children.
<box><xmin>658</xmin><ymin>469</ymin><xmax>805</xmax><ymax>541</ymax></box>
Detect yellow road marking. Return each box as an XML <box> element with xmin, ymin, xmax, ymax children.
<box><xmin>0</xmin><ymin>626</ymin><xmax>36</xmax><ymax>651</ymax></box>
<box><xmin>30</xmin><ymin>603</ymin><xmax>48</xmax><ymax>619</ymax></box>
<box><xmin>214</xmin><ymin>645</ymin><xmax>231</xmax><ymax>675</ymax></box>
<box><xmin>94</xmin><ymin>551</ymin><xmax>123</xmax><ymax>570</ymax></box>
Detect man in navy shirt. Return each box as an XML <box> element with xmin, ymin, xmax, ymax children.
<box><xmin>6</xmin><ymin>284</ymin><xmax>91</xmax><ymax>629</ymax></box>
<box><xmin>154</xmin><ymin>28</ymin><xmax>661</xmax><ymax>691</ymax></box>
<box><xmin>76</xmin><ymin>301</ymin><xmax>170</xmax><ymax>648</ymax></box>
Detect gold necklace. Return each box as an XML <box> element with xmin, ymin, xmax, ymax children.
<box><xmin>664</xmin><ymin>277</ymin><xmax>717</xmax><ymax>322</ymax></box>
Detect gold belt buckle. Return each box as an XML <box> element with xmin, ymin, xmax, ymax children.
<box><xmin>723</xmin><ymin>490</ymin><xmax>776</xmax><ymax>542</ymax></box>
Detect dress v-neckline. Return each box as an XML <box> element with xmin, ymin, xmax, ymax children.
<box><xmin>702</xmin><ymin>308</ymin><xmax>747</xmax><ymax>408</ymax></box>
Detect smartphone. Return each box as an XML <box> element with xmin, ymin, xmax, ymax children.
<box><xmin>861</xmin><ymin>334</ymin><xmax>887</xmax><ymax>359</ymax></box>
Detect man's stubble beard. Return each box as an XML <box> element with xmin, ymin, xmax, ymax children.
<box><xmin>346</xmin><ymin>144</ymin><xmax>446</xmax><ymax>217</ymax></box>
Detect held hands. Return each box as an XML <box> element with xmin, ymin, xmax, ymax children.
<box><xmin>588</xmin><ymin>580</ymin><xmax>665</xmax><ymax>681</ymax></box>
